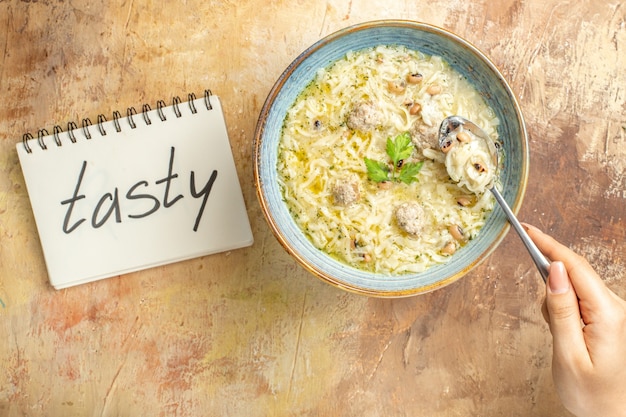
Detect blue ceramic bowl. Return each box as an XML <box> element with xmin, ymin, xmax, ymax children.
<box><xmin>253</xmin><ymin>20</ymin><xmax>528</xmax><ymax>297</ymax></box>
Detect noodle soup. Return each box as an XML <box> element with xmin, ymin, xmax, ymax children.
<box><xmin>277</xmin><ymin>45</ymin><xmax>500</xmax><ymax>274</ymax></box>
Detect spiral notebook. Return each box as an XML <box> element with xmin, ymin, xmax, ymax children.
<box><xmin>16</xmin><ymin>90</ymin><xmax>253</xmax><ymax>289</ymax></box>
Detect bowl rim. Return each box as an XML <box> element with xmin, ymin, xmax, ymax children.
<box><xmin>253</xmin><ymin>19</ymin><xmax>529</xmax><ymax>297</ymax></box>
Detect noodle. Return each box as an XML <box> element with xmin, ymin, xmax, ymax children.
<box><xmin>277</xmin><ymin>45</ymin><xmax>500</xmax><ymax>274</ymax></box>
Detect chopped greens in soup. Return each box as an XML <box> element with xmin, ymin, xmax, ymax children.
<box><xmin>277</xmin><ymin>45</ymin><xmax>501</xmax><ymax>274</ymax></box>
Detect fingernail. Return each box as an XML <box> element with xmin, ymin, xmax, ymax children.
<box><xmin>521</xmin><ymin>222</ymin><xmax>540</xmax><ymax>233</ymax></box>
<box><xmin>548</xmin><ymin>261</ymin><xmax>570</xmax><ymax>294</ymax></box>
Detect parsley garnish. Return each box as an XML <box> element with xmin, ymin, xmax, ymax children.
<box><xmin>364</xmin><ymin>158</ymin><xmax>390</xmax><ymax>182</ymax></box>
<box><xmin>364</xmin><ymin>132</ymin><xmax>423</xmax><ymax>184</ymax></box>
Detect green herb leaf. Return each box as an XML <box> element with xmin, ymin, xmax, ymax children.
<box><xmin>398</xmin><ymin>161</ymin><xmax>424</xmax><ymax>184</ymax></box>
<box><xmin>386</xmin><ymin>132</ymin><xmax>413</xmax><ymax>166</ymax></box>
<box><xmin>365</xmin><ymin>132</ymin><xmax>421</xmax><ymax>184</ymax></box>
<box><xmin>364</xmin><ymin>157</ymin><xmax>390</xmax><ymax>183</ymax></box>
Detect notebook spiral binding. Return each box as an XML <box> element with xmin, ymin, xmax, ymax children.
<box><xmin>22</xmin><ymin>89</ymin><xmax>214</xmax><ymax>154</ymax></box>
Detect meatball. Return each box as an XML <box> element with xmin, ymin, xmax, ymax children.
<box><xmin>395</xmin><ymin>202</ymin><xmax>425</xmax><ymax>236</ymax></box>
<box><xmin>410</xmin><ymin>122</ymin><xmax>439</xmax><ymax>151</ymax></box>
<box><xmin>346</xmin><ymin>101</ymin><xmax>382</xmax><ymax>132</ymax></box>
<box><xmin>332</xmin><ymin>178</ymin><xmax>360</xmax><ymax>206</ymax></box>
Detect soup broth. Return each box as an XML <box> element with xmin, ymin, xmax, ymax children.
<box><xmin>277</xmin><ymin>45</ymin><xmax>500</xmax><ymax>274</ymax></box>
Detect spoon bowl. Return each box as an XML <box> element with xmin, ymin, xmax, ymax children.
<box><xmin>439</xmin><ymin>115</ymin><xmax>499</xmax><ymax>166</ymax></box>
<box><xmin>439</xmin><ymin>116</ymin><xmax>550</xmax><ymax>281</ymax></box>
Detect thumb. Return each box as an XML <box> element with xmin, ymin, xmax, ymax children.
<box><xmin>546</xmin><ymin>261</ymin><xmax>587</xmax><ymax>362</ymax></box>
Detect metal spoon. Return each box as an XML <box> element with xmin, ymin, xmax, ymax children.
<box><xmin>439</xmin><ymin>116</ymin><xmax>550</xmax><ymax>282</ymax></box>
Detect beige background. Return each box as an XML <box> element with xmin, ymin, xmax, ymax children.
<box><xmin>1</xmin><ymin>1</ymin><xmax>625</xmax><ymax>416</ymax></box>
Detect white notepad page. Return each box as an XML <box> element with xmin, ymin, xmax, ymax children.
<box><xmin>17</xmin><ymin>94</ymin><xmax>253</xmax><ymax>289</ymax></box>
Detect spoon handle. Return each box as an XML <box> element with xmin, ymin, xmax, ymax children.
<box><xmin>490</xmin><ymin>187</ymin><xmax>551</xmax><ymax>282</ymax></box>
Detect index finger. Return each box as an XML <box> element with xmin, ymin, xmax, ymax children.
<box><xmin>522</xmin><ymin>223</ymin><xmax>609</xmax><ymax>310</ymax></box>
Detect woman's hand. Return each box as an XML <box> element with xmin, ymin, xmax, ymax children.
<box><xmin>524</xmin><ymin>223</ymin><xmax>626</xmax><ymax>417</ymax></box>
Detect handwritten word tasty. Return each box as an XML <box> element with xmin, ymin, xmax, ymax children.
<box><xmin>61</xmin><ymin>147</ymin><xmax>217</xmax><ymax>233</ymax></box>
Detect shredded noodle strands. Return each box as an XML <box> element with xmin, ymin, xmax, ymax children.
<box><xmin>445</xmin><ymin>129</ymin><xmax>497</xmax><ymax>194</ymax></box>
<box><xmin>277</xmin><ymin>45</ymin><xmax>501</xmax><ymax>275</ymax></box>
